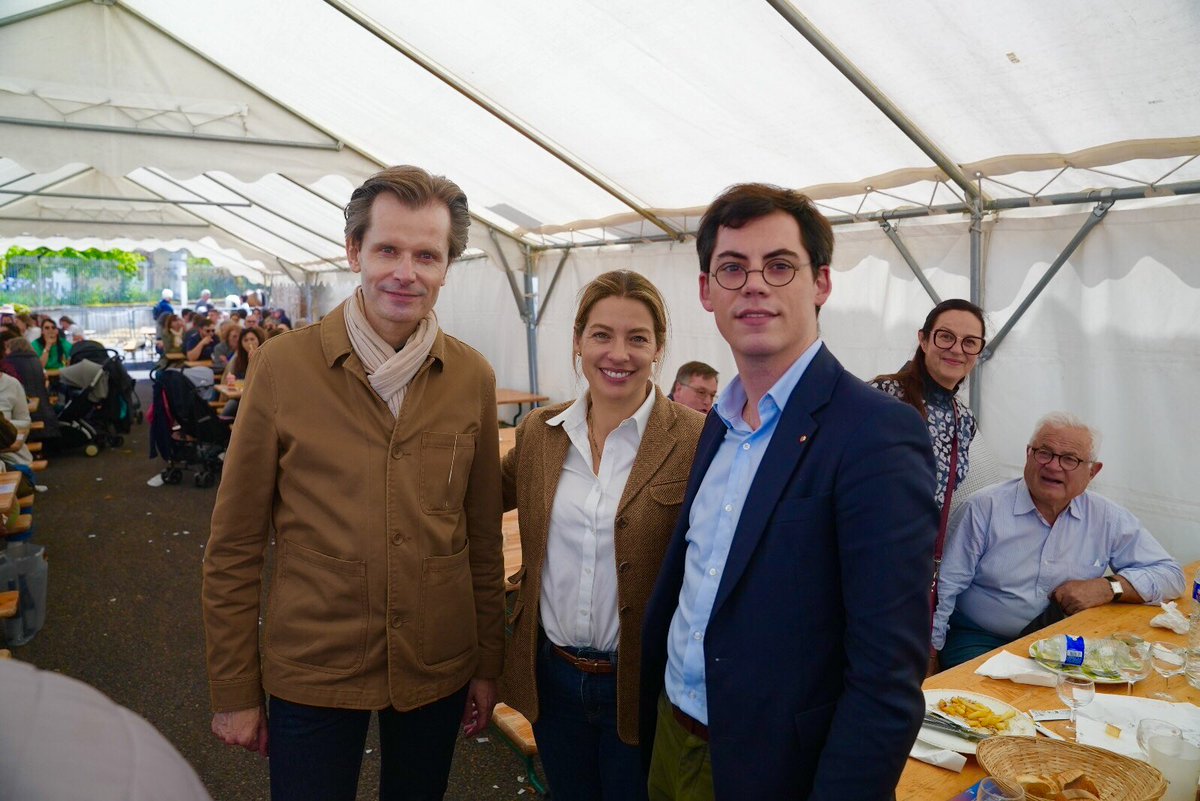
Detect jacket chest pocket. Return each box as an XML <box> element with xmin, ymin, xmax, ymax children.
<box><xmin>419</xmin><ymin>432</ymin><xmax>477</xmax><ymax>514</ymax></box>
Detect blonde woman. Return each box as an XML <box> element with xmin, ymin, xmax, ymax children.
<box><xmin>501</xmin><ymin>270</ymin><xmax>704</xmax><ymax>801</ymax></box>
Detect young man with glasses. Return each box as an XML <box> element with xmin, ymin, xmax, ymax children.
<box><xmin>933</xmin><ymin>412</ymin><xmax>1185</xmax><ymax>669</ymax></box>
<box><xmin>668</xmin><ymin>361</ymin><xmax>719</xmax><ymax>414</ymax></box>
<box><xmin>640</xmin><ymin>183</ymin><xmax>938</xmax><ymax>800</ymax></box>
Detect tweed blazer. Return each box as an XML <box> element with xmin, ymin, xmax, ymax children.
<box><xmin>500</xmin><ymin>388</ymin><xmax>704</xmax><ymax>744</ymax></box>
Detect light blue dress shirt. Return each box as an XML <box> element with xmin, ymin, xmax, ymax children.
<box><xmin>664</xmin><ymin>339</ymin><xmax>823</xmax><ymax>724</ymax></box>
<box><xmin>932</xmin><ymin>478</ymin><xmax>1186</xmax><ymax>649</ymax></box>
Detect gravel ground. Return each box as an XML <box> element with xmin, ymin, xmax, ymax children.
<box><xmin>9</xmin><ymin>371</ymin><xmax>543</xmax><ymax>800</ymax></box>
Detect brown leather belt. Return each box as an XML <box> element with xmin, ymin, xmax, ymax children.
<box><xmin>551</xmin><ymin>644</ymin><xmax>615</xmax><ymax>674</ymax></box>
<box><xmin>670</xmin><ymin>703</ymin><xmax>709</xmax><ymax>742</ymax></box>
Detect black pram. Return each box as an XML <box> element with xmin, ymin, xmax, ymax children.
<box><xmin>148</xmin><ymin>367</ymin><xmax>229</xmax><ymax>488</ymax></box>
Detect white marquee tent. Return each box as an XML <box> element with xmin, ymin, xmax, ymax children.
<box><xmin>1</xmin><ymin>0</ymin><xmax>1198</xmax><ymax>560</ymax></box>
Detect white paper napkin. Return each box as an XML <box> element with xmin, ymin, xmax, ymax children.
<box><xmin>974</xmin><ymin>650</ymin><xmax>1057</xmax><ymax>687</ymax></box>
<box><xmin>909</xmin><ymin>737</ymin><xmax>967</xmax><ymax>772</ymax></box>
<box><xmin>1076</xmin><ymin>695</ymin><xmax>1200</xmax><ymax>758</ymax></box>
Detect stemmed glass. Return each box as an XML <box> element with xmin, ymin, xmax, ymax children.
<box><xmin>1150</xmin><ymin>641</ymin><xmax>1186</xmax><ymax>701</ymax></box>
<box><xmin>1056</xmin><ymin>673</ymin><xmax>1095</xmax><ymax>741</ymax></box>
<box><xmin>977</xmin><ymin>777</ymin><xmax>1026</xmax><ymax>801</ymax></box>
<box><xmin>1118</xmin><ymin>640</ymin><xmax>1153</xmax><ymax>695</ymax></box>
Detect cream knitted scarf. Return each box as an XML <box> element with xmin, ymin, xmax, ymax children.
<box><xmin>344</xmin><ymin>287</ymin><xmax>438</xmax><ymax>418</ymax></box>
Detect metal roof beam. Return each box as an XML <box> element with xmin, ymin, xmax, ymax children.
<box><xmin>0</xmin><ymin>116</ymin><xmax>343</xmax><ymax>150</ymax></box>
<box><xmin>0</xmin><ymin>0</ymin><xmax>86</xmax><ymax>28</ymax></box>
<box><xmin>0</xmin><ymin>166</ymin><xmax>93</xmax><ymax>210</ymax></box>
<box><xmin>765</xmin><ymin>0</ymin><xmax>984</xmax><ymax>204</ymax></box>
<box><xmin>322</xmin><ymin>0</ymin><xmax>683</xmax><ymax>241</ymax></box>
<box><xmin>0</xmin><ymin>216</ymin><xmax>207</xmax><ymax>228</ymax></box>
<box><xmin>201</xmin><ymin>172</ymin><xmax>345</xmax><ymax>248</ymax></box>
<box><xmin>0</xmin><ymin>188</ymin><xmax>250</xmax><ymax>206</ymax></box>
<box><xmin>138</xmin><ymin>170</ymin><xmax>345</xmax><ymax>271</ymax></box>
<box><xmin>117</xmin><ymin>2</ymin><xmax>536</xmax><ymax>252</ymax></box>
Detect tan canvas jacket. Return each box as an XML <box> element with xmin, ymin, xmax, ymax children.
<box><xmin>202</xmin><ymin>302</ymin><xmax>504</xmax><ymax>713</ymax></box>
<box><xmin>499</xmin><ymin>389</ymin><xmax>704</xmax><ymax>744</ymax></box>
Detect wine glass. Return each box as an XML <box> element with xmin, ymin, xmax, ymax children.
<box><xmin>977</xmin><ymin>777</ymin><xmax>1026</xmax><ymax>801</ymax></box>
<box><xmin>1137</xmin><ymin>718</ymin><xmax>1182</xmax><ymax>755</ymax></box>
<box><xmin>1117</xmin><ymin>640</ymin><xmax>1153</xmax><ymax>695</ymax></box>
<box><xmin>1056</xmin><ymin>673</ymin><xmax>1095</xmax><ymax>741</ymax></box>
<box><xmin>1150</xmin><ymin>641</ymin><xmax>1186</xmax><ymax>701</ymax></box>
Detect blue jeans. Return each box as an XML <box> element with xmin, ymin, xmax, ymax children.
<box><xmin>267</xmin><ymin>685</ymin><xmax>467</xmax><ymax>801</ymax></box>
<box><xmin>5</xmin><ymin>464</ymin><xmax>34</xmax><ymax>542</ymax></box>
<box><xmin>533</xmin><ymin>635</ymin><xmax>647</xmax><ymax>801</ymax></box>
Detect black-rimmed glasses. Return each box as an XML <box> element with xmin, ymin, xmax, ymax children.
<box><xmin>1027</xmin><ymin>446</ymin><xmax>1093</xmax><ymax>472</ymax></box>
<box><xmin>931</xmin><ymin>328</ymin><xmax>985</xmax><ymax>355</ymax></box>
<box><xmin>710</xmin><ymin>262</ymin><xmax>807</xmax><ymax>290</ymax></box>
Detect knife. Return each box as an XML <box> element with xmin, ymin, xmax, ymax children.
<box><xmin>922</xmin><ymin>713</ymin><xmax>988</xmax><ymax>741</ymax></box>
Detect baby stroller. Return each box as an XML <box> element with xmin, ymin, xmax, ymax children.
<box><xmin>55</xmin><ymin>359</ymin><xmax>112</xmax><ymax>456</ymax></box>
<box><xmin>68</xmin><ymin>341</ymin><xmax>142</xmax><ymax>430</ymax></box>
<box><xmin>148</xmin><ymin>367</ymin><xmax>230</xmax><ymax>488</ymax></box>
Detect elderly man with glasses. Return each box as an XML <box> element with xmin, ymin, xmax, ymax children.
<box><xmin>932</xmin><ymin>411</ymin><xmax>1185</xmax><ymax>669</ymax></box>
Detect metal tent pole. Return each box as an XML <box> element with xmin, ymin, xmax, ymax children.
<box><xmin>523</xmin><ymin>248</ymin><xmax>540</xmax><ymax>395</ymax></box>
<box><xmin>880</xmin><ymin>219</ymin><xmax>941</xmax><ymax>305</ymax></box>
<box><xmin>968</xmin><ymin>199</ymin><xmax>984</xmax><ymax>418</ymax></box>
<box><xmin>981</xmin><ymin>198</ymin><xmax>1115</xmax><ymax>360</ymax></box>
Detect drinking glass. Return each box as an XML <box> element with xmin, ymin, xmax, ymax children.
<box><xmin>1117</xmin><ymin>640</ymin><xmax>1153</xmax><ymax>695</ymax></box>
<box><xmin>1137</xmin><ymin>718</ymin><xmax>1182</xmax><ymax>755</ymax></box>
<box><xmin>1150</xmin><ymin>641</ymin><xmax>1186</xmax><ymax>701</ymax></box>
<box><xmin>977</xmin><ymin>777</ymin><xmax>1026</xmax><ymax>801</ymax></box>
<box><xmin>1055</xmin><ymin>673</ymin><xmax>1095</xmax><ymax>740</ymax></box>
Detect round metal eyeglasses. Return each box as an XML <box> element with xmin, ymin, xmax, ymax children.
<box><xmin>711</xmin><ymin>263</ymin><xmax>803</xmax><ymax>290</ymax></box>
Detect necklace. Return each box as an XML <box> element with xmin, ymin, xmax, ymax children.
<box><xmin>586</xmin><ymin>402</ymin><xmax>603</xmax><ymax>467</ymax></box>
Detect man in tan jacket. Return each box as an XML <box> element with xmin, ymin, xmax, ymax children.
<box><xmin>202</xmin><ymin>165</ymin><xmax>505</xmax><ymax>801</ymax></box>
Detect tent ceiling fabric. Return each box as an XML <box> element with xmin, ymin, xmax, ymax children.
<box><xmin>1</xmin><ymin>0</ymin><xmax>1198</xmax><ymax>264</ymax></box>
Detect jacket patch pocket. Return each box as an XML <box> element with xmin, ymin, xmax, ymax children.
<box><xmin>771</xmin><ymin>492</ymin><xmax>833</xmax><ymax>525</ymax></box>
<box><xmin>649</xmin><ymin>479</ymin><xmax>687</xmax><ymax>507</ymax></box>
<box><xmin>419</xmin><ymin>432</ymin><xmax>477</xmax><ymax>515</ymax></box>
<box><xmin>418</xmin><ymin>543</ymin><xmax>478</xmax><ymax>667</ymax></box>
<box><xmin>266</xmin><ymin>541</ymin><xmax>367</xmax><ymax>674</ymax></box>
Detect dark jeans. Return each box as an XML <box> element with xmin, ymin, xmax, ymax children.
<box><xmin>267</xmin><ymin>685</ymin><xmax>468</xmax><ymax>801</ymax></box>
<box><xmin>533</xmin><ymin>636</ymin><xmax>647</xmax><ymax>801</ymax></box>
<box><xmin>940</xmin><ymin>608</ymin><xmax>1011</xmax><ymax>670</ymax></box>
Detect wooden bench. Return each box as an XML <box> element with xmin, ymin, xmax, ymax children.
<box><xmin>18</xmin><ymin>495</ymin><xmax>32</xmax><ymax>510</ymax></box>
<box><xmin>30</xmin><ymin>460</ymin><xmax>47</xmax><ymax>473</ymax></box>
<box><xmin>3</xmin><ymin>515</ymin><xmax>32</xmax><ymax>538</ymax></box>
<box><xmin>490</xmin><ymin>703</ymin><xmax>546</xmax><ymax>795</ymax></box>
<box><xmin>27</xmin><ymin>442</ymin><xmax>41</xmax><ymax>454</ymax></box>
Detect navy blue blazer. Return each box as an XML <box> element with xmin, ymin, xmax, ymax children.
<box><xmin>640</xmin><ymin>345</ymin><xmax>938</xmax><ymax>800</ymax></box>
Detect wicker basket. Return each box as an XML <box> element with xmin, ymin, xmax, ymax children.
<box><xmin>977</xmin><ymin>736</ymin><xmax>1167</xmax><ymax>801</ymax></box>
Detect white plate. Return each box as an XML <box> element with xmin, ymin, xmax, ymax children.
<box><xmin>919</xmin><ymin>689</ymin><xmax>1036</xmax><ymax>754</ymax></box>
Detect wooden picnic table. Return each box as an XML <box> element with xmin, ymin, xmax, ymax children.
<box><xmin>214</xmin><ymin>380</ymin><xmax>244</xmax><ymax>400</ymax></box>
<box><xmin>496</xmin><ymin>388</ymin><xmax>549</xmax><ymax>407</ymax></box>
<box><xmin>502</xmin><ymin>510</ymin><xmax>522</xmax><ymax>591</ymax></box>
<box><xmin>185</xmin><ymin>359</ymin><xmax>213</xmax><ymax>369</ymax></box>
<box><xmin>496</xmin><ymin>388</ymin><xmax>549</xmax><ymax>425</ymax></box>
<box><xmin>897</xmin><ymin>559</ymin><xmax>1200</xmax><ymax>800</ymax></box>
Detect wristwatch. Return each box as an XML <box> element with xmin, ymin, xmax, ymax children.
<box><xmin>1108</xmin><ymin>577</ymin><xmax>1124</xmax><ymax>601</ymax></box>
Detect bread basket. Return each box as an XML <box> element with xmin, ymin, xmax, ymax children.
<box><xmin>977</xmin><ymin>735</ymin><xmax>1167</xmax><ymax>801</ymax></box>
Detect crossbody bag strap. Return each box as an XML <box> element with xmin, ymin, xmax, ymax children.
<box><xmin>930</xmin><ymin>400</ymin><xmax>961</xmax><ymax>625</ymax></box>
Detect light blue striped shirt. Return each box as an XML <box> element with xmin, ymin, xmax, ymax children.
<box><xmin>933</xmin><ymin>478</ymin><xmax>1185</xmax><ymax>649</ymax></box>
<box><xmin>664</xmin><ymin>340</ymin><xmax>822</xmax><ymax>724</ymax></box>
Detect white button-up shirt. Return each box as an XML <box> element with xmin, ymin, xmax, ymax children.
<box><xmin>540</xmin><ymin>388</ymin><xmax>655</xmax><ymax>652</ymax></box>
